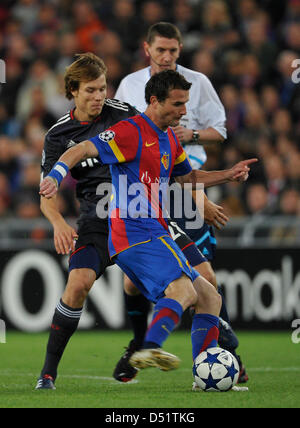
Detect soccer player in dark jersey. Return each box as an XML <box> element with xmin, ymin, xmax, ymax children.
<box><xmin>35</xmin><ymin>53</ymin><xmax>140</xmax><ymax>390</ymax></box>
<box><xmin>40</xmin><ymin>70</ymin><xmax>257</xmax><ymax>379</ymax></box>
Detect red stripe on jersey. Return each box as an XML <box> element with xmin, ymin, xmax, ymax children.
<box><xmin>112</xmin><ymin>119</ymin><xmax>140</xmax><ymax>162</ymax></box>
<box><xmin>168</xmin><ymin>128</ymin><xmax>180</xmax><ymax>162</ymax></box>
<box><xmin>139</xmin><ymin>124</ymin><xmax>161</xmax><ymax>220</ymax></box>
<box><xmin>110</xmin><ymin>208</ymin><xmax>130</xmax><ymax>254</ymax></box>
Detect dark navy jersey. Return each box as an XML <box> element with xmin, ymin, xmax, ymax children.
<box><xmin>41</xmin><ymin>99</ymin><xmax>139</xmax><ymax>230</ymax></box>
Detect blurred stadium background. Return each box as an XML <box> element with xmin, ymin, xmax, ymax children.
<box><xmin>0</xmin><ymin>0</ymin><xmax>299</xmax><ymax>334</ymax></box>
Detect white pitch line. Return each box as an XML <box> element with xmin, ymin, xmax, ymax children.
<box><xmin>0</xmin><ymin>367</ymin><xmax>299</xmax><ymax>383</ymax></box>
<box><xmin>0</xmin><ymin>371</ymin><xmax>139</xmax><ymax>384</ymax></box>
<box><xmin>248</xmin><ymin>367</ymin><xmax>300</xmax><ymax>373</ymax></box>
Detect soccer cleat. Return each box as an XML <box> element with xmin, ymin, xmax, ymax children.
<box><xmin>35</xmin><ymin>375</ymin><xmax>56</xmax><ymax>390</ymax></box>
<box><xmin>113</xmin><ymin>340</ymin><xmax>139</xmax><ymax>382</ymax></box>
<box><xmin>235</xmin><ymin>355</ymin><xmax>249</xmax><ymax>384</ymax></box>
<box><xmin>218</xmin><ymin>318</ymin><xmax>239</xmax><ymax>350</ymax></box>
<box><xmin>129</xmin><ymin>348</ymin><xmax>180</xmax><ymax>371</ymax></box>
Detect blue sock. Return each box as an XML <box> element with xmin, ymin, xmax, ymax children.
<box><xmin>143</xmin><ymin>298</ymin><xmax>183</xmax><ymax>349</ymax></box>
<box><xmin>191</xmin><ymin>313</ymin><xmax>219</xmax><ymax>361</ymax></box>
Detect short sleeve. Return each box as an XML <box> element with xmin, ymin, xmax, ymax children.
<box><xmin>89</xmin><ymin>120</ymin><xmax>139</xmax><ymax>165</ymax></box>
<box><xmin>172</xmin><ymin>144</ymin><xmax>192</xmax><ymax>177</ymax></box>
<box><xmin>41</xmin><ymin>132</ymin><xmax>65</xmax><ymax>179</ymax></box>
<box><xmin>191</xmin><ymin>75</ymin><xmax>227</xmax><ymax>139</ymax></box>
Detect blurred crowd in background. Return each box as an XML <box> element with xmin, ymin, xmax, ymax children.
<box><xmin>0</xmin><ymin>0</ymin><xmax>299</xmax><ymax>225</ymax></box>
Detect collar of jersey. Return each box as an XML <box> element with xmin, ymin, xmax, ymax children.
<box><xmin>141</xmin><ymin>112</ymin><xmax>168</xmax><ymax>136</ymax></box>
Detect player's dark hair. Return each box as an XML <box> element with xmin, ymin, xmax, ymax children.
<box><xmin>146</xmin><ymin>22</ymin><xmax>182</xmax><ymax>45</ymax></box>
<box><xmin>64</xmin><ymin>52</ymin><xmax>107</xmax><ymax>100</ymax></box>
<box><xmin>145</xmin><ymin>70</ymin><xmax>192</xmax><ymax>104</ymax></box>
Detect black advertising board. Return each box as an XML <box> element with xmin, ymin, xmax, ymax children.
<box><xmin>0</xmin><ymin>248</ymin><xmax>299</xmax><ymax>331</ymax></box>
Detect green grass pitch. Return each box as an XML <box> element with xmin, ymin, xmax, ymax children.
<box><xmin>0</xmin><ymin>330</ymin><xmax>299</xmax><ymax>408</ymax></box>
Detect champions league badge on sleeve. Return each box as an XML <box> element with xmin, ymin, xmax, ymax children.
<box><xmin>99</xmin><ymin>130</ymin><xmax>116</xmax><ymax>142</ymax></box>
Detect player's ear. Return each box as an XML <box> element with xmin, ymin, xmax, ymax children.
<box><xmin>70</xmin><ymin>88</ymin><xmax>78</xmax><ymax>99</ymax></box>
<box><xmin>149</xmin><ymin>95</ymin><xmax>159</xmax><ymax>107</ymax></box>
<box><xmin>144</xmin><ymin>41</ymin><xmax>150</xmax><ymax>58</ymax></box>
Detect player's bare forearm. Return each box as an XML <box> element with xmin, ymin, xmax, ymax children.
<box><xmin>58</xmin><ymin>140</ymin><xmax>98</xmax><ymax>169</ymax></box>
<box><xmin>40</xmin><ymin>194</ymin><xmax>64</xmax><ymax>225</ymax></box>
<box><xmin>172</xmin><ymin>126</ymin><xmax>224</xmax><ymax>144</ymax></box>
<box><xmin>177</xmin><ymin>158</ymin><xmax>258</xmax><ymax>189</ymax></box>
<box><xmin>40</xmin><ymin>194</ymin><xmax>78</xmax><ymax>254</ymax></box>
<box><xmin>40</xmin><ymin>140</ymin><xmax>98</xmax><ymax>198</ymax></box>
<box><xmin>197</xmin><ymin>127</ymin><xmax>225</xmax><ymax>144</ymax></box>
<box><xmin>177</xmin><ymin>169</ymin><xmax>230</xmax><ymax>189</ymax></box>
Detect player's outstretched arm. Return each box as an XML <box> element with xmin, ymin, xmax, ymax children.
<box><xmin>40</xmin><ymin>140</ymin><xmax>98</xmax><ymax>199</ymax></box>
<box><xmin>177</xmin><ymin>158</ymin><xmax>258</xmax><ymax>189</ymax></box>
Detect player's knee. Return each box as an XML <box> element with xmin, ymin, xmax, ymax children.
<box><xmin>66</xmin><ymin>269</ymin><xmax>95</xmax><ymax>302</ymax></box>
<box><xmin>124</xmin><ymin>275</ymin><xmax>140</xmax><ymax>296</ymax></box>
<box><xmin>165</xmin><ymin>275</ymin><xmax>198</xmax><ymax>309</ymax></box>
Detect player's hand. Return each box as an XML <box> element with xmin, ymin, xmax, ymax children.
<box><xmin>228</xmin><ymin>158</ymin><xmax>258</xmax><ymax>182</ymax></box>
<box><xmin>39</xmin><ymin>177</ymin><xmax>58</xmax><ymax>199</ymax></box>
<box><xmin>172</xmin><ymin>126</ymin><xmax>193</xmax><ymax>143</ymax></box>
<box><xmin>204</xmin><ymin>198</ymin><xmax>229</xmax><ymax>230</ymax></box>
<box><xmin>53</xmin><ymin>219</ymin><xmax>78</xmax><ymax>255</ymax></box>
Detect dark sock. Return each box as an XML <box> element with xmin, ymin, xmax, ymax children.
<box><xmin>124</xmin><ymin>292</ymin><xmax>150</xmax><ymax>349</ymax></box>
<box><xmin>40</xmin><ymin>299</ymin><xmax>83</xmax><ymax>380</ymax></box>
<box><xmin>218</xmin><ymin>286</ymin><xmax>230</xmax><ymax>323</ymax></box>
<box><xmin>217</xmin><ymin>286</ymin><xmax>239</xmax><ymax>352</ymax></box>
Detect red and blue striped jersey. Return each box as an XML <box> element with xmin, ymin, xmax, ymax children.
<box><xmin>90</xmin><ymin>113</ymin><xmax>192</xmax><ymax>257</ymax></box>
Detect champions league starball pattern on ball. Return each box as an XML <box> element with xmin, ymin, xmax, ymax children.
<box><xmin>193</xmin><ymin>347</ymin><xmax>240</xmax><ymax>392</ymax></box>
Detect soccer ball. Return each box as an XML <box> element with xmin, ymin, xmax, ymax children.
<box><xmin>193</xmin><ymin>347</ymin><xmax>240</xmax><ymax>392</ymax></box>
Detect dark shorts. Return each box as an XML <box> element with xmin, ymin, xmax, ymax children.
<box><xmin>168</xmin><ymin>185</ymin><xmax>217</xmax><ymax>262</ymax></box>
<box><xmin>69</xmin><ymin>226</ymin><xmax>113</xmax><ymax>279</ymax></box>
<box><xmin>173</xmin><ymin>218</ymin><xmax>217</xmax><ymax>262</ymax></box>
<box><xmin>168</xmin><ymin>220</ymin><xmax>208</xmax><ymax>266</ymax></box>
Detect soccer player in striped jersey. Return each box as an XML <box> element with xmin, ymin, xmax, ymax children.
<box><xmin>40</xmin><ymin>70</ymin><xmax>257</xmax><ymax>378</ymax></box>
<box><xmin>114</xmin><ymin>22</ymin><xmax>249</xmax><ymax>383</ymax></box>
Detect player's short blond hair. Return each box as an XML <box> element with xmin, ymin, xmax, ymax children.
<box><xmin>64</xmin><ymin>52</ymin><xmax>107</xmax><ymax>100</ymax></box>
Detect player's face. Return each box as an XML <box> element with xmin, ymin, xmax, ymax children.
<box><xmin>156</xmin><ymin>89</ymin><xmax>189</xmax><ymax>129</ymax></box>
<box><xmin>144</xmin><ymin>37</ymin><xmax>182</xmax><ymax>74</ymax></box>
<box><xmin>72</xmin><ymin>74</ymin><xmax>107</xmax><ymax>121</ymax></box>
